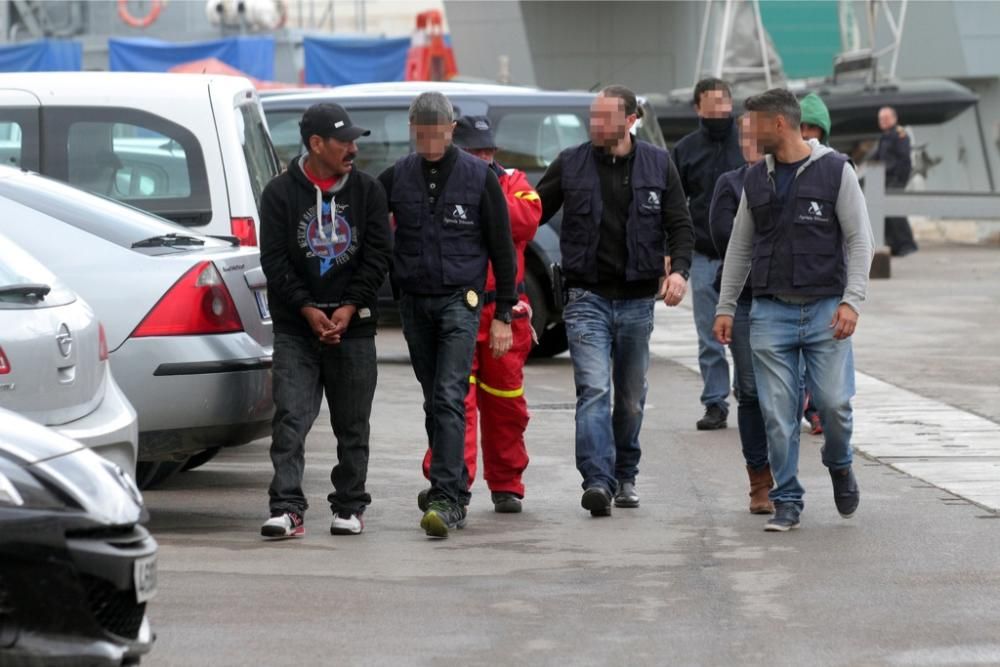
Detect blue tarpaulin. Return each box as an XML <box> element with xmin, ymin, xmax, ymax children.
<box><xmin>109</xmin><ymin>36</ymin><xmax>275</xmax><ymax>80</ymax></box>
<box><xmin>303</xmin><ymin>36</ymin><xmax>412</xmax><ymax>86</ymax></box>
<box><xmin>0</xmin><ymin>39</ymin><xmax>82</xmax><ymax>72</ymax></box>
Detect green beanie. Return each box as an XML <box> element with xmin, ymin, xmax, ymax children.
<box><xmin>799</xmin><ymin>93</ymin><xmax>831</xmax><ymax>144</ymax></box>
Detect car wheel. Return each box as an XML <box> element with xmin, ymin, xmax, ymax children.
<box><xmin>135</xmin><ymin>460</ymin><xmax>188</xmax><ymax>490</ymax></box>
<box><xmin>181</xmin><ymin>447</ymin><xmax>221</xmax><ymax>472</ymax></box>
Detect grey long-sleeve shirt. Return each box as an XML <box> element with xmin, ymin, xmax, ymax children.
<box><xmin>716</xmin><ymin>143</ymin><xmax>875</xmax><ymax>317</ymax></box>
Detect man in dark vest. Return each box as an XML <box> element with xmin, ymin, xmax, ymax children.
<box><xmin>673</xmin><ymin>78</ymin><xmax>744</xmax><ymax>432</ymax></box>
<box><xmin>537</xmin><ymin>85</ymin><xmax>694</xmax><ymax>517</ymax></box>
<box><xmin>713</xmin><ymin>89</ymin><xmax>875</xmax><ymax>532</ymax></box>
<box><xmin>379</xmin><ymin>92</ymin><xmax>517</xmax><ymax>539</ymax></box>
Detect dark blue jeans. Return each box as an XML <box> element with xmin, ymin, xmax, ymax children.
<box><xmin>563</xmin><ymin>288</ymin><xmax>655</xmax><ymax>493</ymax></box>
<box><xmin>268</xmin><ymin>333</ymin><xmax>377</xmax><ymax>517</ymax></box>
<box><xmin>730</xmin><ymin>298</ymin><xmax>769</xmax><ymax>470</ymax></box>
<box><xmin>400</xmin><ymin>291</ymin><xmax>480</xmax><ymax>507</ymax></box>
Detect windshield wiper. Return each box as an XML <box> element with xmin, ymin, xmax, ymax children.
<box><xmin>0</xmin><ymin>283</ymin><xmax>51</xmax><ymax>299</ymax></box>
<box><xmin>131</xmin><ymin>233</ymin><xmax>206</xmax><ymax>249</ymax></box>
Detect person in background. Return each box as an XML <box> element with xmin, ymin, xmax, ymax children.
<box><xmin>673</xmin><ymin>78</ymin><xmax>745</xmax><ymax>432</ymax></box>
<box><xmin>708</xmin><ymin>114</ymin><xmax>772</xmax><ymax>515</ymax></box>
<box><xmin>876</xmin><ymin>105</ymin><xmax>919</xmax><ymax>257</ymax></box>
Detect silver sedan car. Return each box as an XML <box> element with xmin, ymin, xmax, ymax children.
<box><xmin>0</xmin><ymin>167</ymin><xmax>274</xmax><ymax>487</ymax></box>
<box><xmin>0</xmin><ymin>231</ymin><xmax>138</xmax><ymax>473</ymax></box>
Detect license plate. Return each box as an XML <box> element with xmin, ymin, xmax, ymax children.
<box><xmin>133</xmin><ymin>554</ymin><xmax>158</xmax><ymax>603</ymax></box>
<box><xmin>254</xmin><ymin>289</ymin><xmax>271</xmax><ymax>320</ymax></box>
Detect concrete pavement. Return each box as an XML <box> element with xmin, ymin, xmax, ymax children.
<box><xmin>142</xmin><ymin>245</ymin><xmax>1000</xmax><ymax>666</ymax></box>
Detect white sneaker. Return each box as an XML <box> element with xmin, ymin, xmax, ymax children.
<box><xmin>330</xmin><ymin>512</ymin><xmax>364</xmax><ymax>535</ymax></box>
<box><xmin>261</xmin><ymin>512</ymin><xmax>304</xmax><ymax>539</ymax></box>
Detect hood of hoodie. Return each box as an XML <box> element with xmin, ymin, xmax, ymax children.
<box><xmin>764</xmin><ymin>141</ymin><xmax>837</xmax><ymax>176</ymax></box>
<box><xmin>290</xmin><ymin>155</ymin><xmax>350</xmax><ymax>244</ymax></box>
<box><xmin>799</xmin><ymin>93</ymin><xmax>832</xmax><ymax>145</ymax></box>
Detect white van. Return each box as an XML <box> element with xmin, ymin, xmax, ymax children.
<box><xmin>0</xmin><ymin>72</ymin><xmax>281</xmax><ymax>246</ymax></box>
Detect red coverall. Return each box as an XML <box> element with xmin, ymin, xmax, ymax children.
<box><xmin>422</xmin><ymin>166</ymin><xmax>541</xmax><ymax>497</ymax></box>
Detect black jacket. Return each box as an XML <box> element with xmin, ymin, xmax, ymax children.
<box><xmin>260</xmin><ymin>156</ymin><xmax>392</xmax><ymax>338</ymax></box>
<box><xmin>673</xmin><ymin>118</ymin><xmax>744</xmax><ymax>258</ymax></box>
<box><xmin>876</xmin><ymin>125</ymin><xmax>912</xmax><ymax>188</ymax></box>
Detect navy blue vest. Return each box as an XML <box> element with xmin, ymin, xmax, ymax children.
<box><xmin>744</xmin><ymin>152</ymin><xmax>847</xmax><ymax>298</ymax></box>
<box><xmin>559</xmin><ymin>141</ymin><xmax>669</xmax><ymax>281</ymax></box>
<box><xmin>390</xmin><ymin>150</ymin><xmax>490</xmax><ymax>293</ymax></box>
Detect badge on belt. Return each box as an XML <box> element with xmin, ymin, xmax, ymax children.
<box><xmin>464</xmin><ymin>289</ymin><xmax>480</xmax><ymax>310</ymax></box>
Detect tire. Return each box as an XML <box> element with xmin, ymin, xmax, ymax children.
<box><xmin>135</xmin><ymin>459</ymin><xmax>188</xmax><ymax>490</ymax></box>
<box><xmin>525</xmin><ymin>269</ymin><xmax>569</xmax><ymax>358</ymax></box>
<box><xmin>181</xmin><ymin>447</ymin><xmax>221</xmax><ymax>472</ymax></box>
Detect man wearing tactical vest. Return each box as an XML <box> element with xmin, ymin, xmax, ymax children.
<box><xmin>713</xmin><ymin>89</ymin><xmax>875</xmax><ymax>532</ymax></box>
<box><xmin>379</xmin><ymin>92</ymin><xmax>517</xmax><ymax>539</ymax></box>
<box><xmin>416</xmin><ymin>115</ymin><xmax>541</xmax><ymax>515</ymax></box>
<box><xmin>536</xmin><ymin>85</ymin><xmax>695</xmax><ymax>518</ymax></box>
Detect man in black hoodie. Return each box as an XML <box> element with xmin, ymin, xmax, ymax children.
<box><xmin>259</xmin><ymin>103</ymin><xmax>392</xmax><ymax>539</ymax></box>
<box><xmin>674</xmin><ymin>78</ymin><xmax>744</xmax><ymax>431</ymax></box>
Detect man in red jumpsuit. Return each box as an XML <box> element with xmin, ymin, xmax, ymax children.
<box><xmin>418</xmin><ymin>115</ymin><xmax>541</xmax><ymax>513</ymax></box>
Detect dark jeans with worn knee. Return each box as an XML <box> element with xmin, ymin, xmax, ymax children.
<box><xmin>268</xmin><ymin>333</ymin><xmax>377</xmax><ymax>517</ymax></box>
<box><xmin>400</xmin><ymin>291</ymin><xmax>480</xmax><ymax>507</ymax></box>
<box><xmin>730</xmin><ymin>298</ymin><xmax>769</xmax><ymax>470</ymax></box>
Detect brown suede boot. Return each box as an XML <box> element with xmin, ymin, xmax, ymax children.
<box><xmin>747</xmin><ymin>465</ymin><xmax>774</xmax><ymax>514</ymax></box>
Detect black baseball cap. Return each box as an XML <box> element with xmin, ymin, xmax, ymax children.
<box><xmin>453</xmin><ymin>115</ymin><xmax>497</xmax><ymax>150</ymax></box>
<box><xmin>300</xmin><ymin>103</ymin><xmax>370</xmax><ymax>143</ymax></box>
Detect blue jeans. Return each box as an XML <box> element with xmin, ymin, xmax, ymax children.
<box><xmin>749</xmin><ymin>296</ymin><xmax>856</xmax><ymax>509</ymax></box>
<box><xmin>730</xmin><ymin>299</ymin><xmax>769</xmax><ymax>470</ymax></box>
<box><xmin>399</xmin><ymin>291</ymin><xmax>480</xmax><ymax>507</ymax></box>
<box><xmin>269</xmin><ymin>334</ymin><xmax>377</xmax><ymax>517</ymax></box>
<box><xmin>691</xmin><ymin>252</ymin><xmax>730</xmax><ymax>412</ymax></box>
<box><xmin>564</xmin><ymin>288</ymin><xmax>655</xmax><ymax>493</ymax></box>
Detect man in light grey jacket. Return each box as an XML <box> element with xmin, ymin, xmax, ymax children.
<box><xmin>712</xmin><ymin>89</ymin><xmax>874</xmax><ymax>532</ymax></box>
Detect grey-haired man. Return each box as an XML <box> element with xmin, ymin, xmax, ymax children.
<box><xmin>378</xmin><ymin>92</ymin><xmax>517</xmax><ymax>538</ymax></box>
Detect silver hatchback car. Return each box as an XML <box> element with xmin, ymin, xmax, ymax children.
<box><xmin>0</xmin><ymin>167</ymin><xmax>274</xmax><ymax>487</ymax></box>
<box><xmin>0</xmin><ymin>232</ymin><xmax>138</xmax><ymax>473</ymax></box>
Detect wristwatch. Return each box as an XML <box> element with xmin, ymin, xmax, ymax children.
<box><xmin>495</xmin><ymin>310</ymin><xmax>513</xmax><ymax>324</ymax></box>
<box><xmin>672</xmin><ymin>269</ymin><xmax>690</xmax><ymax>281</ymax></box>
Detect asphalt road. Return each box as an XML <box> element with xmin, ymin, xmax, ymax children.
<box><xmin>142</xmin><ymin>311</ymin><xmax>1000</xmax><ymax>666</ymax></box>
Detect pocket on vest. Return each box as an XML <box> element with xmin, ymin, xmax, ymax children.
<box><xmin>633</xmin><ymin>225</ymin><xmax>666</xmax><ymax>273</ymax></box>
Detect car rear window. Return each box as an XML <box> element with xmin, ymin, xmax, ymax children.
<box><xmin>0</xmin><ymin>171</ymin><xmax>228</xmax><ymax>251</ymax></box>
<box><xmin>266</xmin><ymin>107</ymin><xmax>412</xmax><ymax>178</ymax></box>
<box><xmin>236</xmin><ymin>103</ymin><xmax>281</xmax><ymax>210</ymax></box>
<box><xmin>490</xmin><ymin>109</ymin><xmax>590</xmax><ymax>171</ymax></box>
<box><xmin>41</xmin><ymin>107</ymin><xmax>213</xmax><ymax>227</ymax></box>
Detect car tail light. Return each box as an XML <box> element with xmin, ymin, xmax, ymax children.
<box><xmin>0</xmin><ymin>347</ymin><xmax>9</xmax><ymax>375</ymax></box>
<box><xmin>231</xmin><ymin>217</ymin><xmax>258</xmax><ymax>246</ymax></box>
<box><xmin>132</xmin><ymin>262</ymin><xmax>243</xmax><ymax>337</ymax></box>
<box><xmin>98</xmin><ymin>324</ymin><xmax>109</xmax><ymax>361</ymax></box>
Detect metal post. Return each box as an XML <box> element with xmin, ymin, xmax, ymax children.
<box><xmin>715</xmin><ymin>0</ymin><xmax>733</xmax><ymax>79</ymax></box>
<box><xmin>863</xmin><ymin>162</ymin><xmax>887</xmax><ymax>248</ymax></box>
<box><xmin>694</xmin><ymin>0</ymin><xmax>713</xmax><ymax>85</ymax></box>
<box><xmin>888</xmin><ymin>0</ymin><xmax>907</xmax><ymax>79</ymax></box>
<box><xmin>751</xmin><ymin>0</ymin><xmax>772</xmax><ymax>89</ymax></box>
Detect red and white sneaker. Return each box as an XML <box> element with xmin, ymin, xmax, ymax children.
<box><xmin>261</xmin><ymin>511</ymin><xmax>304</xmax><ymax>539</ymax></box>
<box><xmin>330</xmin><ymin>512</ymin><xmax>364</xmax><ymax>535</ymax></box>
